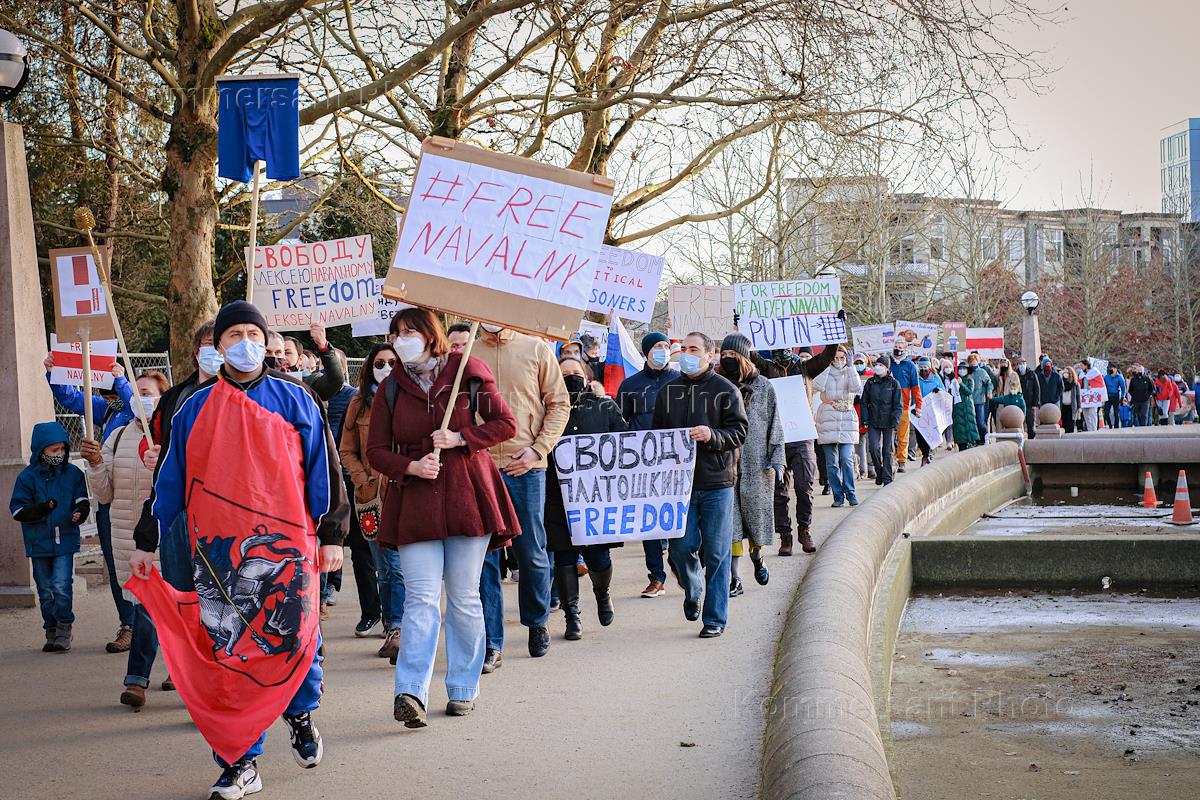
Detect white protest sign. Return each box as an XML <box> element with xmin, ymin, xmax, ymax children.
<box><xmin>49</xmin><ymin>333</ymin><xmax>118</xmax><ymax>390</ymax></box>
<box><xmin>251</xmin><ymin>235</ymin><xmax>377</xmax><ymax>331</ymax></box>
<box><xmin>350</xmin><ymin>279</ymin><xmax>413</xmax><ymax>338</ymax></box>
<box><xmin>911</xmin><ymin>390</ymin><xmax>953</xmax><ymax>450</ymax></box>
<box><xmin>668</xmin><ymin>284</ymin><xmax>734</xmax><ymax>340</ymax></box>
<box><xmin>587</xmin><ymin>245</ymin><xmax>664</xmax><ymax>323</ymax></box>
<box><xmin>554</xmin><ymin>429</ymin><xmax>696</xmax><ymax>546</ymax></box>
<box><xmin>1079</xmin><ymin>362</ymin><xmax>1108</xmax><ymax>408</ymax></box>
<box><xmin>893</xmin><ymin>320</ymin><xmax>939</xmax><ymax>357</ymax></box>
<box><xmin>733</xmin><ymin>279</ymin><xmax>845</xmax><ymax>350</ymax></box>
<box><xmin>575</xmin><ymin>319</ymin><xmax>609</xmax><ymax>353</ymax></box>
<box><xmin>393</xmin><ymin>151</ymin><xmax>610</xmax><ymax>313</ymax></box>
<box><xmin>852</xmin><ymin>324</ymin><xmax>895</xmax><ymax>355</ymax></box>
<box><xmin>769</xmin><ymin>375</ymin><xmax>818</xmax><ymax>443</ymax></box>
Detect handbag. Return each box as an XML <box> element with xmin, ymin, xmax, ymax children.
<box><xmin>355</xmin><ymin>478</ymin><xmax>384</xmax><ymax>541</ymax></box>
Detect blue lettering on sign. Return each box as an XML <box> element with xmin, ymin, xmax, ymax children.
<box><xmin>584</xmin><ymin>507</ymin><xmax>600</xmax><ymax>537</ymax></box>
<box><xmin>620</xmin><ymin>504</ymin><xmax>636</xmax><ymax>535</ymax></box>
<box><xmin>602</xmin><ymin>506</ymin><xmax>617</xmax><ymax>537</ymax></box>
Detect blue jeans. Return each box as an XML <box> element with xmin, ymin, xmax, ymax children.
<box><xmin>31</xmin><ymin>554</ymin><xmax>74</xmax><ymax>629</ymax></box>
<box><xmin>974</xmin><ymin>403</ymin><xmax>988</xmax><ymax>440</ymax></box>
<box><xmin>825</xmin><ymin>443</ymin><xmax>857</xmax><ymax>504</ymax></box>
<box><xmin>642</xmin><ymin>539</ymin><xmax>667</xmax><ymax>584</ymax></box>
<box><xmin>125</xmin><ymin>602</ymin><xmax>158</xmax><ymax>687</ymax></box>
<box><xmin>370</xmin><ymin>541</ymin><xmax>405</xmax><ymax>630</ymax></box>
<box><xmin>394</xmin><ymin>535</ymin><xmax>490</xmax><ymax>708</ymax></box>
<box><xmin>667</xmin><ymin>487</ymin><xmax>733</xmax><ymax>629</ymax></box>
<box><xmin>1132</xmin><ymin>400</ymin><xmax>1152</xmax><ymax>427</ymax></box>
<box><xmin>97</xmin><ymin>503</ymin><xmax>135</xmax><ymax>628</ymax></box>
<box><xmin>480</xmin><ymin>470</ymin><xmax>551</xmax><ymax>650</ymax></box>
<box><xmin>217</xmin><ymin>634</ymin><xmax>324</xmax><ymax>766</ymax></box>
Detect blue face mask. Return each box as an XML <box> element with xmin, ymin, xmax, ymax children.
<box><xmin>648</xmin><ymin>348</ymin><xmax>670</xmax><ymax>369</ymax></box>
<box><xmin>678</xmin><ymin>352</ymin><xmax>703</xmax><ymax>375</ymax></box>
<box><xmin>855</xmin><ymin>363</ymin><xmax>866</xmax><ymax>374</ymax></box>
<box><xmin>197</xmin><ymin>345</ymin><xmax>224</xmax><ymax>376</ymax></box>
<box><xmin>223</xmin><ymin>338</ymin><xmax>266</xmax><ymax>373</ymax></box>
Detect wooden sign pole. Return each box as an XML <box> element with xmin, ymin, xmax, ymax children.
<box><xmin>79</xmin><ymin>324</ymin><xmax>93</xmax><ymax>442</ymax></box>
<box><xmin>432</xmin><ymin>319</ymin><xmax>480</xmax><ymax>462</ymax></box>
<box><xmin>245</xmin><ymin>160</ymin><xmax>264</xmax><ymax>303</ymax></box>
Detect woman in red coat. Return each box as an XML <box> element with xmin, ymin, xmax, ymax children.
<box><xmin>367</xmin><ymin>308</ymin><xmax>519</xmax><ymax>728</ymax></box>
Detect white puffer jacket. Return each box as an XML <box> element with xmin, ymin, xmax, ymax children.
<box><xmin>88</xmin><ymin>420</ymin><xmax>157</xmax><ymax>602</ymax></box>
<box><xmin>812</xmin><ymin>363</ymin><xmax>863</xmax><ymax>445</ymax></box>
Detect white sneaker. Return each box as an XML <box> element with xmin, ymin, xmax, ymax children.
<box><xmin>208</xmin><ymin>760</ymin><xmax>261</xmax><ymax>799</ymax></box>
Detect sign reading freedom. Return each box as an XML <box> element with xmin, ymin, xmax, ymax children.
<box><xmin>251</xmin><ymin>235</ymin><xmax>377</xmax><ymax>331</ymax></box>
<box><xmin>554</xmin><ymin>428</ymin><xmax>696</xmax><ymax>547</ymax></box>
<box><xmin>734</xmin><ymin>279</ymin><xmax>846</xmax><ymax>350</ymax></box>
<box><xmin>397</xmin><ymin>151</ymin><xmax>612</xmax><ymax>312</ymax></box>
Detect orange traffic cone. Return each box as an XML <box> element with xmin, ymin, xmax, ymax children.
<box><xmin>1168</xmin><ymin>470</ymin><xmax>1195</xmax><ymax>526</ymax></box>
<box><xmin>1143</xmin><ymin>471</ymin><xmax>1158</xmax><ymax>508</ymax></box>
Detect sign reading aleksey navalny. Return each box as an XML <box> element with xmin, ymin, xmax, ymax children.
<box><xmin>555</xmin><ymin>428</ymin><xmax>696</xmax><ymax>547</ymax></box>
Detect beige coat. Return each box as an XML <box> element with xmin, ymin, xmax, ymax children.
<box><xmin>472</xmin><ymin>329</ymin><xmax>570</xmax><ymax>470</ymax></box>
<box><xmin>340</xmin><ymin>393</ymin><xmax>389</xmax><ymax>504</ymax></box>
<box><xmin>88</xmin><ymin>420</ymin><xmax>156</xmax><ymax>602</ymax></box>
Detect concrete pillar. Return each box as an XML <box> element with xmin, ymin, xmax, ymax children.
<box><xmin>1021</xmin><ymin>311</ymin><xmax>1041</xmax><ymax>363</ymax></box>
<box><xmin>0</xmin><ymin>121</ymin><xmax>54</xmax><ymax>608</ymax></box>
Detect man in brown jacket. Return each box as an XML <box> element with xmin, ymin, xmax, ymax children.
<box><xmin>475</xmin><ymin>324</ymin><xmax>570</xmax><ymax>666</ymax></box>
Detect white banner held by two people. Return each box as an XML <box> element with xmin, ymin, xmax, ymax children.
<box><xmin>555</xmin><ymin>429</ymin><xmax>696</xmax><ymax>547</ymax></box>
<box><xmin>733</xmin><ymin>279</ymin><xmax>846</xmax><ymax>350</ymax></box>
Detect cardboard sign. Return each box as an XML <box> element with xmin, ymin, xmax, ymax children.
<box><xmin>911</xmin><ymin>389</ymin><xmax>953</xmax><ymax>449</ymax></box>
<box><xmin>942</xmin><ymin>322</ymin><xmax>967</xmax><ymax>355</ymax></box>
<box><xmin>852</xmin><ymin>324</ymin><xmax>895</xmax><ymax>355</ymax></box>
<box><xmin>554</xmin><ymin>429</ymin><xmax>695</xmax><ymax>546</ymax></box>
<box><xmin>893</xmin><ymin>320</ymin><xmax>939</xmax><ymax>357</ymax></box>
<box><xmin>769</xmin><ymin>375</ymin><xmax>818</xmax><ymax>443</ymax></box>
<box><xmin>965</xmin><ymin>327</ymin><xmax>1006</xmax><ymax>360</ymax></box>
<box><xmin>48</xmin><ymin>245</ymin><xmax>116</xmax><ymax>341</ymax></box>
<box><xmin>250</xmin><ymin>235</ymin><xmax>376</xmax><ymax>331</ymax></box>
<box><xmin>668</xmin><ymin>284</ymin><xmax>734</xmax><ymax>340</ymax></box>
<box><xmin>384</xmin><ymin>137</ymin><xmax>615</xmax><ymax>341</ymax></box>
<box><xmin>49</xmin><ymin>333</ymin><xmax>118</xmax><ymax>390</ymax></box>
<box><xmin>587</xmin><ymin>245</ymin><xmax>664</xmax><ymax>323</ymax></box>
<box><xmin>733</xmin><ymin>279</ymin><xmax>845</xmax><ymax>350</ymax></box>
<box><xmin>350</xmin><ymin>279</ymin><xmax>413</xmax><ymax>338</ymax></box>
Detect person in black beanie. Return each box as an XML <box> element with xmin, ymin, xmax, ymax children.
<box><xmin>616</xmin><ymin>330</ymin><xmax>678</xmax><ymax>598</ymax></box>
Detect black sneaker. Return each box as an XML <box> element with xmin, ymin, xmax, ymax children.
<box><xmin>528</xmin><ymin>625</ymin><xmax>550</xmax><ymax>658</ymax></box>
<box><xmin>683</xmin><ymin>599</ymin><xmax>700</xmax><ymax>622</ymax></box>
<box><xmin>209</xmin><ymin>759</ymin><xmax>261</xmax><ymax>800</ymax></box>
<box><xmin>699</xmin><ymin>625</ymin><xmax>724</xmax><ymax>638</ymax></box>
<box><xmin>753</xmin><ymin>560</ymin><xmax>769</xmax><ymax>586</ymax></box>
<box><xmin>354</xmin><ymin>617</ymin><xmax>380</xmax><ymax>638</ymax></box>
<box><xmin>283</xmin><ymin>712</ymin><xmax>323</xmax><ymax>768</ymax></box>
<box><xmin>729</xmin><ymin>577</ymin><xmax>744</xmax><ymax>597</ymax></box>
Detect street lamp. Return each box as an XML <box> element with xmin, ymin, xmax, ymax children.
<box><xmin>0</xmin><ymin>29</ymin><xmax>30</xmax><ymax>105</ymax></box>
<box><xmin>1020</xmin><ymin>290</ymin><xmax>1039</xmax><ymax>315</ymax></box>
<box><xmin>1019</xmin><ymin>290</ymin><xmax>1041</xmax><ymax>364</ymax></box>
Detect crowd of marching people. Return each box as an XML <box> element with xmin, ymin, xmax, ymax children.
<box><xmin>10</xmin><ymin>299</ymin><xmax>1200</xmax><ymax>799</ymax></box>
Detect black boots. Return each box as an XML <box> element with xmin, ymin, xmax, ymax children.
<box><xmin>555</xmin><ymin>564</ymin><xmax>582</xmax><ymax>641</ymax></box>
<box><xmin>590</xmin><ymin>566</ymin><xmax>614</xmax><ymax>627</ymax></box>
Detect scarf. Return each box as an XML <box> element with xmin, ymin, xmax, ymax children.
<box><xmin>403</xmin><ymin>356</ymin><xmax>443</xmax><ymax>394</ymax></box>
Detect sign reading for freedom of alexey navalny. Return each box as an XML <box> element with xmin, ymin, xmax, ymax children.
<box><xmin>734</xmin><ymin>278</ymin><xmax>845</xmax><ymax>350</ymax></box>
<box><xmin>554</xmin><ymin>428</ymin><xmax>697</xmax><ymax>547</ymax></box>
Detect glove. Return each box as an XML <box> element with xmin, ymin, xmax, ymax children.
<box><xmin>772</xmin><ymin>464</ymin><xmax>785</xmax><ymax>485</ymax></box>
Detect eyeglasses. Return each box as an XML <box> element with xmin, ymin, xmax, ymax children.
<box><xmin>373</xmin><ymin>358</ymin><xmax>397</xmax><ymax>369</ymax></box>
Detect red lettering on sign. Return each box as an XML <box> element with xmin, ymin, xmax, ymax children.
<box><xmin>420</xmin><ymin>171</ymin><xmax>463</xmax><ymax>206</ymax></box>
<box><xmin>462</xmin><ymin>181</ymin><xmax>502</xmax><ymax>214</ymax></box>
<box><xmin>559</xmin><ymin>200</ymin><xmax>603</xmax><ymax>239</ymax></box>
<box><xmin>527</xmin><ymin>194</ymin><xmax>561</xmax><ymax>229</ymax></box>
<box><xmin>408</xmin><ymin>222</ymin><xmax>447</xmax><ymax>255</ymax></box>
<box><xmin>497</xmin><ymin>187</ymin><xmax>534</xmax><ymax>224</ymax></box>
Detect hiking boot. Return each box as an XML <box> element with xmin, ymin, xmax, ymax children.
<box><xmin>482</xmin><ymin>648</ymin><xmax>502</xmax><ymax>674</ymax></box>
<box><xmin>52</xmin><ymin>622</ymin><xmax>72</xmax><ymax>652</ymax></box>
<box><xmin>106</xmin><ymin>625</ymin><xmax>132</xmax><ymax>653</ymax></box>
<box><xmin>729</xmin><ymin>577</ymin><xmax>744</xmax><ymax>597</ymax></box>
<box><xmin>283</xmin><ymin>711</ymin><xmax>323</xmax><ymax>768</ymax></box>
<box><xmin>640</xmin><ymin>580</ymin><xmax>665</xmax><ymax>598</ymax></box>
<box><xmin>354</xmin><ymin>616</ymin><xmax>380</xmax><ymax>638</ymax></box>
<box><xmin>778</xmin><ymin>534</ymin><xmax>794</xmax><ymax>557</ymax></box>
<box><xmin>120</xmin><ymin>684</ymin><xmax>146</xmax><ymax>709</ymax></box>
<box><xmin>378</xmin><ymin>627</ymin><xmax>400</xmax><ymax>659</ymax></box>
<box><xmin>528</xmin><ymin>625</ymin><xmax>550</xmax><ymax>658</ymax></box>
<box><xmin>162</xmin><ymin>676</ymin><xmax>175</xmax><ymax>691</ymax></box>
<box><xmin>393</xmin><ymin>693</ymin><xmax>427</xmax><ymax>729</ymax></box>
<box><xmin>208</xmin><ymin>759</ymin><xmax>261</xmax><ymax>800</ymax></box>
<box><xmin>798</xmin><ymin>528</ymin><xmax>817</xmax><ymax>554</ymax></box>
<box><xmin>42</xmin><ymin>626</ymin><xmax>55</xmax><ymax>653</ymax></box>
<box><xmin>446</xmin><ymin>700</ymin><xmax>475</xmax><ymax>717</ymax></box>
<box><xmin>590</xmin><ymin>566</ymin><xmax>614</xmax><ymax>627</ymax></box>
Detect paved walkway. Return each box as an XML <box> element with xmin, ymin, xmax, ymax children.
<box><xmin>0</xmin><ymin>480</ymin><xmax>884</xmax><ymax>800</ymax></box>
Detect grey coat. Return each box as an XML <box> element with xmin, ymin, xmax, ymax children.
<box><xmin>731</xmin><ymin>374</ymin><xmax>785</xmax><ymax>546</ymax></box>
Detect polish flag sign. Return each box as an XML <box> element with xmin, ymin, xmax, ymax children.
<box><xmin>55</xmin><ymin>251</ymin><xmax>108</xmax><ymax>318</ymax></box>
<box><xmin>965</xmin><ymin>327</ymin><xmax>1006</xmax><ymax>360</ymax></box>
<box><xmin>49</xmin><ymin>333</ymin><xmax>118</xmax><ymax>390</ymax></box>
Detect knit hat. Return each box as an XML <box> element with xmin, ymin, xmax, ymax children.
<box><xmin>641</xmin><ymin>331</ymin><xmax>669</xmax><ymax>358</ymax></box>
<box><xmin>721</xmin><ymin>333</ymin><xmax>752</xmax><ymax>359</ymax></box>
<box><xmin>214</xmin><ymin>300</ymin><xmax>269</xmax><ymax>344</ymax></box>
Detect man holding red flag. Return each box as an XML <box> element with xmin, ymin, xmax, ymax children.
<box><xmin>129</xmin><ymin>300</ymin><xmax>347</xmax><ymax>800</ymax></box>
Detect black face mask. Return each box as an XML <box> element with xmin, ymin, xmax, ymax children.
<box><xmin>264</xmin><ymin>356</ymin><xmax>286</xmax><ymax>371</ymax></box>
<box><xmin>563</xmin><ymin>374</ymin><xmax>588</xmax><ymax>403</ymax></box>
<box><xmin>967</xmin><ymin>365</ymin><xmax>977</xmax><ymax>372</ymax></box>
<box><xmin>1108</xmin><ymin>369</ymin><xmax>1115</xmax><ymax>375</ymax></box>
<box><xmin>720</xmin><ymin>356</ymin><xmax>742</xmax><ymax>378</ymax></box>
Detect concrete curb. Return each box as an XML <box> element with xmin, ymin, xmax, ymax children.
<box><xmin>761</xmin><ymin>443</ymin><xmax>1022</xmax><ymax>800</ymax></box>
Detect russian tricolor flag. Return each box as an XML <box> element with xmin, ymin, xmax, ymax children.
<box><xmin>603</xmin><ymin>315</ymin><xmax>642</xmax><ymax>396</ymax></box>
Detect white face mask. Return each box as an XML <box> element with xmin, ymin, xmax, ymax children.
<box><xmin>373</xmin><ymin>365</ymin><xmax>393</xmax><ymax>383</ymax></box>
<box><xmin>648</xmin><ymin>348</ymin><xmax>670</xmax><ymax>368</ymax></box>
<box><xmin>223</xmin><ymin>338</ymin><xmax>266</xmax><ymax>372</ymax></box>
<box><xmin>480</xmin><ymin>324</ymin><xmax>503</xmax><ymax>334</ymax></box>
<box><xmin>874</xmin><ymin>364</ymin><xmax>889</xmax><ymax>377</ymax></box>
<box><xmin>197</xmin><ymin>345</ymin><xmax>224</xmax><ymax>376</ymax></box>
<box><xmin>139</xmin><ymin>395</ymin><xmax>158</xmax><ymax>415</ymax></box>
<box><xmin>393</xmin><ymin>335</ymin><xmax>426</xmax><ymax>364</ymax></box>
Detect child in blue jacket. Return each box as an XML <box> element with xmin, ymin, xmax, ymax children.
<box><xmin>9</xmin><ymin>422</ymin><xmax>90</xmax><ymax>652</ymax></box>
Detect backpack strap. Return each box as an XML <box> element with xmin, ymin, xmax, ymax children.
<box><xmin>385</xmin><ymin>376</ymin><xmax>399</xmax><ymax>416</ymax></box>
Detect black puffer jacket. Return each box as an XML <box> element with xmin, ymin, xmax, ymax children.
<box><xmin>1019</xmin><ymin>369</ymin><xmax>1041</xmax><ymax>408</ymax></box>
<box><xmin>860</xmin><ymin>375</ymin><xmax>903</xmax><ymax>429</ymax></box>
<box><xmin>545</xmin><ymin>387</ymin><xmax>628</xmax><ymax>552</ymax></box>
<box><xmin>652</xmin><ymin>366</ymin><xmax>748</xmax><ymax>490</ymax></box>
<box><xmin>1129</xmin><ymin>372</ymin><xmax>1155</xmax><ymax>403</ymax></box>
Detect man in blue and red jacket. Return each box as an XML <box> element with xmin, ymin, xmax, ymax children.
<box><xmin>889</xmin><ymin>340</ymin><xmax>922</xmax><ymax>473</ymax></box>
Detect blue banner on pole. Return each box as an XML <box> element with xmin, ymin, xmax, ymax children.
<box><xmin>217</xmin><ymin>75</ymin><xmax>301</xmax><ymax>183</ymax></box>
